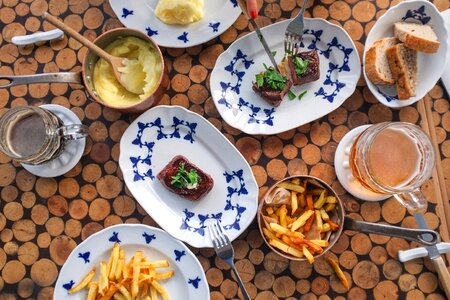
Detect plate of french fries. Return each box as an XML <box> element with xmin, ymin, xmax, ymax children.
<box><xmin>258</xmin><ymin>175</ymin><xmax>345</xmax><ymax>263</ymax></box>
<box><xmin>54</xmin><ymin>224</ymin><xmax>209</xmax><ymax>300</ymax></box>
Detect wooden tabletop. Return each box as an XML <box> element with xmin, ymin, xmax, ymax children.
<box><xmin>0</xmin><ymin>0</ymin><xmax>450</xmax><ymax>299</ymax></box>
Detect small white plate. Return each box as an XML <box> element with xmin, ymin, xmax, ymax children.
<box><xmin>109</xmin><ymin>0</ymin><xmax>241</xmax><ymax>48</ymax></box>
<box><xmin>210</xmin><ymin>18</ymin><xmax>361</xmax><ymax>135</ymax></box>
<box><xmin>54</xmin><ymin>224</ymin><xmax>210</xmax><ymax>300</ymax></box>
<box><xmin>21</xmin><ymin>104</ymin><xmax>85</xmax><ymax>178</ymax></box>
<box><xmin>119</xmin><ymin>105</ymin><xmax>258</xmax><ymax>248</ymax></box>
<box><xmin>363</xmin><ymin>0</ymin><xmax>449</xmax><ymax>108</ymax></box>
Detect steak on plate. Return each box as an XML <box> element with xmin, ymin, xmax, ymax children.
<box><xmin>252</xmin><ymin>67</ymin><xmax>293</xmax><ymax>107</ymax></box>
<box><xmin>287</xmin><ymin>50</ymin><xmax>320</xmax><ymax>85</ymax></box>
<box><xmin>157</xmin><ymin>155</ymin><xmax>214</xmax><ymax>201</ymax></box>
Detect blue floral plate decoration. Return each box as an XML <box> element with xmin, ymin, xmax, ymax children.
<box><xmin>363</xmin><ymin>0</ymin><xmax>448</xmax><ymax>108</ymax></box>
<box><xmin>210</xmin><ymin>18</ymin><xmax>361</xmax><ymax>135</ymax></box>
<box><xmin>109</xmin><ymin>0</ymin><xmax>240</xmax><ymax>48</ymax></box>
<box><xmin>54</xmin><ymin>224</ymin><xmax>210</xmax><ymax>299</ymax></box>
<box><xmin>119</xmin><ymin>105</ymin><xmax>258</xmax><ymax>248</ymax></box>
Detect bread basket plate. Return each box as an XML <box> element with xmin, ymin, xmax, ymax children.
<box><xmin>118</xmin><ymin>105</ymin><xmax>258</xmax><ymax>248</ymax></box>
<box><xmin>54</xmin><ymin>224</ymin><xmax>209</xmax><ymax>300</ymax></box>
<box><xmin>210</xmin><ymin>18</ymin><xmax>361</xmax><ymax>135</ymax></box>
<box><xmin>363</xmin><ymin>0</ymin><xmax>448</xmax><ymax>108</ymax></box>
<box><xmin>109</xmin><ymin>0</ymin><xmax>240</xmax><ymax>48</ymax></box>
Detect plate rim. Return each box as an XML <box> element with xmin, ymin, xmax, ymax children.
<box><xmin>362</xmin><ymin>0</ymin><xmax>449</xmax><ymax>108</ymax></box>
<box><xmin>210</xmin><ymin>17</ymin><xmax>361</xmax><ymax>135</ymax></box>
<box><xmin>118</xmin><ymin>105</ymin><xmax>259</xmax><ymax>248</ymax></box>
<box><xmin>109</xmin><ymin>0</ymin><xmax>241</xmax><ymax>48</ymax></box>
<box><xmin>54</xmin><ymin>223</ymin><xmax>210</xmax><ymax>299</ymax></box>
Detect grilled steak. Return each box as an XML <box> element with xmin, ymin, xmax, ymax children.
<box><xmin>287</xmin><ymin>50</ymin><xmax>320</xmax><ymax>85</ymax></box>
<box><xmin>157</xmin><ymin>155</ymin><xmax>213</xmax><ymax>201</ymax></box>
<box><xmin>252</xmin><ymin>75</ymin><xmax>293</xmax><ymax>107</ymax></box>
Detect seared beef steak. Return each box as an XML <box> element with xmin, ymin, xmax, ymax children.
<box><xmin>157</xmin><ymin>155</ymin><xmax>213</xmax><ymax>201</ymax></box>
<box><xmin>287</xmin><ymin>50</ymin><xmax>320</xmax><ymax>85</ymax></box>
<box><xmin>252</xmin><ymin>66</ymin><xmax>293</xmax><ymax>107</ymax></box>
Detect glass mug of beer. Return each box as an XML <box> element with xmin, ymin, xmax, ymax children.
<box><xmin>349</xmin><ymin>122</ymin><xmax>435</xmax><ymax>212</ymax></box>
<box><xmin>0</xmin><ymin>106</ymin><xmax>88</xmax><ymax>165</ymax></box>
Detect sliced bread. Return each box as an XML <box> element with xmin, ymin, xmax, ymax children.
<box><xmin>365</xmin><ymin>37</ymin><xmax>398</xmax><ymax>85</ymax></box>
<box><xmin>394</xmin><ymin>22</ymin><xmax>440</xmax><ymax>53</ymax></box>
<box><xmin>386</xmin><ymin>43</ymin><xmax>417</xmax><ymax>100</ymax></box>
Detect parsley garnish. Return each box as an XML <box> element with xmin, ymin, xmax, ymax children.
<box><xmin>255</xmin><ymin>64</ymin><xmax>288</xmax><ymax>91</ymax></box>
<box><xmin>293</xmin><ymin>56</ymin><xmax>309</xmax><ymax>76</ymax></box>
<box><xmin>288</xmin><ymin>90</ymin><xmax>296</xmax><ymax>100</ymax></box>
<box><xmin>171</xmin><ymin>163</ymin><xmax>200</xmax><ymax>189</ymax></box>
<box><xmin>298</xmin><ymin>90</ymin><xmax>307</xmax><ymax>100</ymax></box>
<box><xmin>271</xmin><ymin>51</ymin><xmax>277</xmax><ymax>56</ymax></box>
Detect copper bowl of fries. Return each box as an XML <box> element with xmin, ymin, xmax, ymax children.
<box><xmin>258</xmin><ymin>175</ymin><xmax>344</xmax><ymax>262</ymax></box>
<box><xmin>258</xmin><ymin>175</ymin><xmax>439</xmax><ymax>263</ymax></box>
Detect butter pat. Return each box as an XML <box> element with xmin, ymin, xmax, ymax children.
<box><xmin>155</xmin><ymin>0</ymin><xmax>204</xmax><ymax>25</ymax></box>
<box><xmin>93</xmin><ymin>37</ymin><xmax>162</xmax><ymax>108</ymax></box>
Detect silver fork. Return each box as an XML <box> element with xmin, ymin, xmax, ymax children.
<box><xmin>207</xmin><ymin>220</ymin><xmax>250</xmax><ymax>300</ymax></box>
<box><xmin>284</xmin><ymin>0</ymin><xmax>308</xmax><ymax>56</ymax></box>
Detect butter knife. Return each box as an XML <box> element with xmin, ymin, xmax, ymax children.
<box><xmin>236</xmin><ymin>0</ymin><xmax>280</xmax><ymax>73</ymax></box>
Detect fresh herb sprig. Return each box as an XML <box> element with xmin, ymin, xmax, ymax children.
<box><xmin>171</xmin><ymin>163</ymin><xmax>200</xmax><ymax>189</ymax></box>
<box><xmin>255</xmin><ymin>64</ymin><xmax>288</xmax><ymax>91</ymax></box>
<box><xmin>293</xmin><ymin>56</ymin><xmax>309</xmax><ymax>76</ymax></box>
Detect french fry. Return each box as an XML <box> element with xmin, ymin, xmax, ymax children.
<box><xmin>118</xmin><ymin>285</ymin><xmax>132</xmax><ymax>300</ymax></box>
<box><xmin>319</xmin><ymin>208</ymin><xmax>330</xmax><ymax>222</ymax></box>
<box><xmin>269</xmin><ymin>239</ymin><xmax>303</xmax><ymax>258</ymax></box>
<box><xmin>310</xmin><ymin>240</ymin><xmax>329</xmax><ymax>247</ymax></box>
<box><xmin>303</xmin><ymin>214</ymin><xmax>315</xmax><ymax>233</ymax></box>
<box><xmin>99</xmin><ymin>261</ymin><xmax>109</xmax><ymax>296</ymax></box>
<box><xmin>86</xmin><ymin>282</ymin><xmax>98</xmax><ymax>300</ymax></box>
<box><xmin>151</xmin><ymin>280</ymin><xmax>170</xmax><ymax>300</ymax></box>
<box><xmin>281</xmin><ymin>234</ymin><xmax>291</xmax><ymax>245</ymax></box>
<box><xmin>290</xmin><ymin>237</ymin><xmax>323</xmax><ymax>254</ymax></box>
<box><xmin>327</xmin><ymin>257</ymin><xmax>349</xmax><ymax>290</ymax></box>
<box><xmin>155</xmin><ymin>270</ymin><xmax>175</xmax><ymax>280</ymax></box>
<box><xmin>263</xmin><ymin>227</ymin><xmax>278</xmax><ymax>240</ymax></box>
<box><xmin>279</xmin><ymin>205</ymin><xmax>288</xmax><ymax>227</ymax></box>
<box><xmin>324</xmin><ymin>203</ymin><xmax>335</xmax><ymax>212</ymax></box>
<box><xmin>306</xmin><ymin>194</ymin><xmax>314</xmax><ymax>210</ymax></box>
<box><xmin>321</xmin><ymin>223</ymin><xmax>331</xmax><ymax>232</ymax></box>
<box><xmin>132</xmin><ymin>251</ymin><xmax>142</xmax><ymax>299</ymax></box>
<box><xmin>298</xmin><ymin>193</ymin><xmax>306</xmax><ymax>208</ymax></box>
<box><xmin>115</xmin><ymin>249</ymin><xmax>125</xmax><ymax>280</ymax></box>
<box><xmin>98</xmin><ymin>281</ymin><xmax>120</xmax><ymax>300</ymax></box>
<box><xmin>326</xmin><ymin>219</ymin><xmax>340</xmax><ymax>231</ymax></box>
<box><xmin>302</xmin><ymin>246</ymin><xmax>314</xmax><ymax>264</ymax></box>
<box><xmin>140</xmin><ymin>260</ymin><xmax>170</xmax><ymax>269</ymax></box>
<box><xmin>315</xmin><ymin>210</ymin><xmax>323</xmax><ymax>232</ymax></box>
<box><xmin>314</xmin><ymin>190</ymin><xmax>327</xmax><ymax>209</ymax></box>
<box><xmin>140</xmin><ymin>282</ymin><xmax>149</xmax><ymax>298</ymax></box>
<box><xmin>150</xmin><ymin>286</ymin><xmax>158</xmax><ymax>300</ymax></box>
<box><xmin>326</xmin><ymin>196</ymin><xmax>337</xmax><ymax>203</ymax></box>
<box><xmin>109</xmin><ymin>243</ymin><xmax>120</xmax><ymax>280</ymax></box>
<box><xmin>291</xmin><ymin>191</ymin><xmax>298</xmax><ymax>215</ymax></box>
<box><xmin>68</xmin><ymin>266</ymin><xmax>97</xmax><ymax>293</ymax></box>
<box><xmin>113</xmin><ymin>293</ymin><xmax>126</xmax><ymax>300</ymax></box>
<box><xmin>278</xmin><ymin>182</ymin><xmax>305</xmax><ymax>193</ymax></box>
<box><xmin>290</xmin><ymin>210</ymin><xmax>314</xmax><ymax>231</ymax></box>
<box><xmin>291</xmin><ymin>178</ymin><xmax>300</xmax><ymax>185</ymax></box>
<box><xmin>266</xmin><ymin>207</ymin><xmax>274</xmax><ymax>215</ymax></box>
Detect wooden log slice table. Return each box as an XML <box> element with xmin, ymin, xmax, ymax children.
<box><xmin>0</xmin><ymin>0</ymin><xmax>450</xmax><ymax>299</ymax></box>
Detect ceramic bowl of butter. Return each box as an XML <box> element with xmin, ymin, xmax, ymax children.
<box><xmin>82</xmin><ymin>28</ymin><xmax>168</xmax><ymax>113</ymax></box>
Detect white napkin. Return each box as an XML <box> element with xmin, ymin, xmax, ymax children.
<box><xmin>441</xmin><ymin>9</ymin><xmax>450</xmax><ymax>94</ymax></box>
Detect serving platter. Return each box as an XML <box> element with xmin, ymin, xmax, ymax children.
<box><xmin>109</xmin><ymin>0</ymin><xmax>241</xmax><ymax>48</ymax></box>
<box><xmin>54</xmin><ymin>224</ymin><xmax>209</xmax><ymax>300</ymax></box>
<box><xmin>210</xmin><ymin>18</ymin><xmax>361</xmax><ymax>135</ymax></box>
<box><xmin>363</xmin><ymin>0</ymin><xmax>448</xmax><ymax>108</ymax></box>
<box><xmin>119</xmin><ymin>105</ymin><xmax>258</xmax><ymax>248</ymax></box>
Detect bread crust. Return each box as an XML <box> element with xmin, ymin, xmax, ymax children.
<box><xmin>403</xmin><ymin>34</ymin><xmax>440</xmax><ymax>54</ymax></box>
<box><xmin>365</xmin><ymin>39</ymin><xmax>396</xmax><ymax>85</ymax></box>
<box><xmin>386</xmin><ymin>44</ymin><xmax>416</xmax><ymax>100</ymax></box>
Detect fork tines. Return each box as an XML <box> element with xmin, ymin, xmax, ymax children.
<box><xmin>285</xmin><ymin>32</ymin><xmax>302</xmax><ymax>56</ymax></box>
<box><xmin>207</xmin><ymin>219</ymin><xmax>230</xmax><ymax>248</ymax></box>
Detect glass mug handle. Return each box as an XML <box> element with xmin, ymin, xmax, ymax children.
<box><xmin>57</xmin><ymin>124</ymin><xmax>89</xmax><ymax>141</ymax></box>
<box><xmin>394</xmin><ymin>189</ymin><xmax>428</xmax><ymax>213</ymax></box>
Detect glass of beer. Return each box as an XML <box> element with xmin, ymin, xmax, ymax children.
<box><xmin>349</xmin><ymin>122</ymin><xmax>435</xmax><ymax>212</ymax></box>
<box><xmin>0</xmin><ymin>106</ymin><xmax>88</xmax><ymax>165</ymax></box>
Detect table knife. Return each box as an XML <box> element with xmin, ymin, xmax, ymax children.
<box><xmin>414</xmin><ymin>212</ymin><xmax>450</xmax><ymax>298</ymax></box>
<box><xmin>236</xmin><ymin>0</ymin><xmax>280</xmax><ymax>73</ymax></box>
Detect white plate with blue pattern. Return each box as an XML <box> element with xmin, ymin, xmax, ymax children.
<box><xmin>109</xmin><ymin>0</ymin><xmax>241</xmax><ymax>48</ymax></box>
<box><xmin>210</xmin><ymin>18</ymin><xmax>361</xmax><ymax>135</ymax></box>
<box><xmin>363</xmin><ymin>0</ymin><xmax>448</xmax><ymax>108</ymax></box>
<box><xmin>118</xmin><ymin>105</ymin><xmax>258</xmax><ymax>248</ymax></box>
<box><xmin>54</xmin><ymin>224</ymin><xmax>209</xmax><ymax>299</ymax></box>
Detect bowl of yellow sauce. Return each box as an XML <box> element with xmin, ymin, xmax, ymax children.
<box><xmin>82</xmin><ymin>28</ymin><xmax>168</xmax><ymax>113</ymax></box>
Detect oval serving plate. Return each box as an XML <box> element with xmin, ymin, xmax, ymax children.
<box><xmin>119</xmin><ymin>105</ymin><xmax>258</xmax><ymax>248</ymax></box>
<box><xmin>109</xmin><ymin>0</ymin><xmax>240</xmax><ymax>48</ymax></box>
<box><xmin>54</xmin><ymin>224</ymin><xmax>209</xmax><ymax>300</ymax></box>
<box><xmin>363</xmin><ymin>0</ymin><xmax>448</xmax><ymax>108</ymax></box>
<box><xmin>210</xmin><ymin>18</ymin><xmax>361</xmax><ymax>135</ymax></box>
